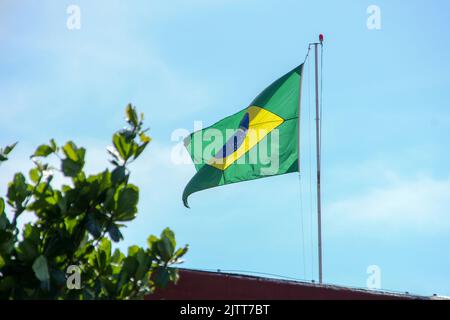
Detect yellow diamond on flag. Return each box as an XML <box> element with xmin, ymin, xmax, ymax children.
<box><xmin>209</xmin><ymin>106</ymin><xmax>284</xmax><ymax>171</ymax></box>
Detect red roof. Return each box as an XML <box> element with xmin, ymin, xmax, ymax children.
<box><xmin>147</xmin><ymin>268</ymin><xmax>424</xmax><ymax>300</ymax></box>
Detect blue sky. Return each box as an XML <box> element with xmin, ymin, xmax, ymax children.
<box><xmin>1</xmin><ymin>0</ymin><xmax>450</xmax><ymax>296</ymax></box>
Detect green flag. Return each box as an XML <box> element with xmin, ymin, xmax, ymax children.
<box><xmin>183</xmin><ymin>64</ymin><xmax>303</xmax><ymax>207</ymax></box>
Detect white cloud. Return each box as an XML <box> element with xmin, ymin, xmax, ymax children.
<box><xmin>326</xmin><ymin>174</ymin><xmax>450</xmax><ymax>234</ymax></box>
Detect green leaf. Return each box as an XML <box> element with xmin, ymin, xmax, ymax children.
<box><xmin>111</xmin><ymin>248</ymin><xmax>125</xmax><ymax>264</ymax></box>
<box><xmin>111</xmin><ymin>166</ymin><xmax>126</xmax><ymax>185</ymax></box>
<box><xmin>134</xmin><ymin>249</ymin><xmax>151</xmax><ymax>280</ymax></box>
<box><xmin>0</xmin><ymin>142</ymin><xmax>17</xmax><ymax>163</ymax></box>
<box><xmin>133</xmin><ymin>142</ymin><xmax>148</xmax><ymax>160</ymax></box>
<box><xmin>32</xmin><ymin>144</ymin><xmax>53</xmax><ymax>157</ymax></box>
<box><xmin>173</xmin><ymin>245</ymin><xmax>189</xmax><ymax>262</ymax></box>
<box><xmin>0</xmin><ymin>232</ymin><xmax>15</xmax><ymax>256</ymax></box>
<box><xmin>62</xmin><ymin>141</ymin><xmax>79</xmax><ymax>162</ymax></box>
<box><xmin>63</xmin><ymin>217</ymin><xmax>76</xmax><ymax>234</ymax></box>
<box><xmin>99</xmin><ymin>238</ymin><xmax>111</xmax><ymax>256</ymax></box>
<box><xmin>113</xmin><ymin>133</ymin><xmax>131</xmax><ymax>161</ymax></box>
<box><xmin>86</xmin><ymin>213</ymin><xmax>102</xmax><ymax>238</ymax></box>
<box><xmin>0</xmin><ymin>198</ymin><xmax>4</xmax><ymax>214</ymax></box>
<box><xmin>118</xmin><ymin>254</ymin><xmax>138</xmax><ymax>287</ymax></box>
<box><xmin>61</xmin><ymin>143</ymin><xmax>85</xmax><ymax>176</ymax></box>
<box><xmin>16</xmin><ymin>225</ymin><xmax>40</xmax><ymax>262</ymax></box>
<box><xmin>139</xmin><ymin>132</ymin><xmax>151</xmax><ymax>144</ymax></box>
<box><xmin>153</xmin><ymin>267</ymin><xmax>170</xmax><ymax>288</ymax></box>
<box><xmin>125</xmin><ymin>104</ymin><xmax>139</xmax><ymax>127</ymax></box>
<box><xmin>4</xmin><ymin>142</ymin><xmax>18</xmax><ymax>155</ymax></box>
<box><xmin>161</xmin><ymin>228</ymin><xmax>176</xmax><ymax>250</ymax></box>
<box><xmin>13</xmin><ymin>172</ymin><xmax>28</xmax><ymax>195</ymax></box>
<box><xmin>29</xmin><ymin>168</ymin><xmax>40</xmax><ymax>184</ymax></box>
<box><xmin>147</xmin><ymin>235</ymin><xmax>158</xmax><ymax>249</ymax></box>
<box><xmin>32</xmin><ymin>255</ymin><xmax>50</xmax><ymax>290</ymax></box>
<box><xmin>7</xmin><ymin>173</ymin><xmax>29</xmax><ymax>206</ymax></box>
<box><xmin>104</xmin><ymin>188</ymin><xmax>115</xmax><ymax>211</ymax></box>
<box><xmin>0</xmin><ymin>254</ymin><xmax>5</xmax><ymax>268</ymax></box>
<box><xmin>97</xmin><ymin>238</ymin><xmax>111</xmax><ymax>270</ymax></box>
<box><xmin>128</xmin><ymin>245</ymin><xmax>139</xmax><ymax>256</ymax></box>
<box><xmin>61</xmin><ymin>158</ymin><xmax>83</xmax><ymax>177</ymax></box>
<box><xmin>50</xmin><ymin>139</ymin><xmax>57</xmax><ymax>152</ymax></box>
<box><xmin>23</xmin><ymin>223</ymin><xmax>40</xmax><ymax>242</ymax></box>
<box><xmin>114</xmin><ymin>185</ymin><xmax>139</xmax><ymax>221</ymax></box>
<box><xmin>157</xmin><ymin>228</ymin><xmax>176</xmax><ymax>262</ymax></box>
<box><xmin>0</xmin><ymin>214</ymin><xmax>9</xmax><ymax>230</ymax></box>
<box><xmin>0</xmin><ymin>276</ymin><xmax>15</xmax><ymax>292</ymax></box>
<box><xmin>107</xmin><ymin>146</ymin><xmax>120</xmax><ymax>161</ymax></box>
<box><xmin>157</xmin><ymin>239</ymin><xmax>174</xmax><ymax>262</ymax></box>
<box><xmin>107</xmin><ymin>224</ymin><xmax>123</xmax><ymax>242</ymax></box>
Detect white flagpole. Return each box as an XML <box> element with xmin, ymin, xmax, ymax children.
<box><xmin>314</xmin><ymin>35</ymin><xmax>323</xmax><ymax>284</ymax></box>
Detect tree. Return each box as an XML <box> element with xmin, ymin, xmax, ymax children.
<box><xmin>0</xmin><ymin>104</ymin><xmax>188</xmax><ymax>299</ymax></box>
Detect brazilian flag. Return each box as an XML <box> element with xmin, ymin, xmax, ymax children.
<box><xmin>183</xmin><ymin>65</ymin><xmax>303</xmax><ymax>207</ymax></box>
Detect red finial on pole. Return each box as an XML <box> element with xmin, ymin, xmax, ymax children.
<box><xmin>319</xmin><ymin>34</ymin><xmax>324</xmax><ymax>43</ymax></box>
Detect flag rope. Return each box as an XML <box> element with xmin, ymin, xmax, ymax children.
<box><xmin>298</xmin><ymin>61</ymin><xmax>307</xmax><ymax>279</ymax></box>
<box><xmin>307</xmin><ymin>47</ymin><xmax>315</xmax><ymax>281</ymax></box>
<box><xmin>297</xmin><ymin>46</ymin><xmax>315</xmax><ymax>281</ymax></box>
<box><xmin>319</xmin><ymin>42</ymin><xmax>324</xmax><ymax>276</ymax></box>
<box><xmin>299</xmin><ymin>45</ymin><xmax>314</xmax><ymax>281</ymax></box>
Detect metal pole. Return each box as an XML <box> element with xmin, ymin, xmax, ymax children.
<box><xmin>314</xmin><ymin>42</ymin><xmax>323</xmax><ymax>284</ymax></box>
